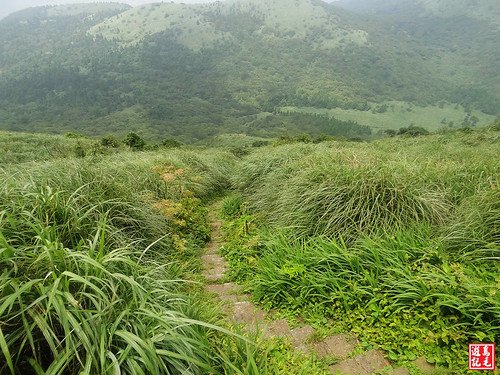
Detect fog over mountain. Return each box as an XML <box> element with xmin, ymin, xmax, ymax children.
<box><xmin>0</xmin><ymin>0</ymin><xmax>217</xmax><ymax>19</ymax></box>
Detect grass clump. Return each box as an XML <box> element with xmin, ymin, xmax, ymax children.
<box><xmin>221</xmin><ymin>128</ymin><xmax>500</xmax><ymax>372</ymax></box>
<box><xmin>221</xmin><ymin>193</ymin><xmax>246</xmax><ymax>219</ymax></box>
<box><xmin>444</xmin><ymin>181</ymin><xmax>500</xmax><ymax>260</ymax></box>
<box><xmin>265</xmin><ymin>164</ymin><xmax>450</xmax><ymax>241</ymax></box>
<box><xmin>0</xmin><ymin>147</ymin><xmax>249</xmax><ymax>374</ymax></box>
<box><xmin>233</xmin><ymin>130</ymin><xmax>499</xmax><ymax>242</ymax></box>
<box><xmin>0</xmin><ymin>182</ymin><xmax>218</xmax><ymax>374</ymax></box>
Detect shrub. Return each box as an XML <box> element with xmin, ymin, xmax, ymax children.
<box><xmin>398</xmin><ymin>125</ymin><xmax>430</xmax><ymax>137</ymax></box>
<box><xmin>123</xmin><ymin>132</ymin><xmax>146</xmax><ymax>150</ymax></box>
<box><xmin>162</xmin><ymin>138</ymin><xmax>182</xmax><ymax>148</ymax></box>
<box><xmin>101</xmin><ymin>134</ymin><xmax>121</xmax><ymax>148</ymax></box>
<box><xmin>64</xmin><ymin>132</ymin><xmax>86</xmax><ymax>139</ymax></box>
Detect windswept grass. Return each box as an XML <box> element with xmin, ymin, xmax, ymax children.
<box><xmin>0</xmin><ymin>147</ymin><xmax>246</xmax><ymax>374</ymax></box>
<box><xmin>233</xmin><ymin>130</ymin><xmax>500</xmax><ymax>241</ymax></box>
<box><xmin>0</xmin><ymin>131</ymin><xmax>98</xmax><ymax>165</ymax></box>
<box><xmin>222</xmin><ymin>127</ymin><xmax>500</xmax><ymax>371</ymax></box>
<box><xmin>444</xmin><ymin>180</ymin><xmax>500</xmax><ymax>260</ymax></box>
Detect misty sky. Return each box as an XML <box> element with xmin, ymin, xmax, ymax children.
<box><xmin>0</xmin><ymin>0</ymin><xmax>217</xmax><ymax>19</ymax></box>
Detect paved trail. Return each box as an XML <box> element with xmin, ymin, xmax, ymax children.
<box><xmin>202</xmin><ymin>213</ymin><xmax>433</xmax><ymax>375</ymax></box>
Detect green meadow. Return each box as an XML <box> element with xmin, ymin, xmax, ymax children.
<box><xmin>280</xmin><ymin>102</ymin><xmax>497</xmax><ymax>132</ymax></box>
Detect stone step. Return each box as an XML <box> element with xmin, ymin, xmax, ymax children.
<box><xmin>205</xmin><ymin>283</ymin><xmax>250</xmax><ymax>302</ymax></box>
<box><xmin>232</xmin><ymin>301</ymin><xmax>266</xmax><ymax>325</ymax></box>
<box><xmin>201</xmin><ymin>254</ymin><xmax>226</xmax><ymax>268</ymax></box>
<box><xmin>312</xmin><ymin>333</ymin><xmax>359</xmax><ymax>360</ymax></box>
<box><xmin>204</xmin><ymin>271</ymin><xmax>227</xmax><ymax>283</ymax></box>
<box><xmin>412</xmin><ymin>357</ymin><xmax>435</xmax><ymax>374</ymax></box>
<box><xmin>262</xmin><ymin>319</ymin><xmax>293</xmax><ymax>339</ymax></box>
<box><xmin>206</xmin><ymin>244</ymin><xmax>219</xmax><ymax>255</ymax></box>
<box><xmin>201</xmin><ymin>253</ymin><xmax>227</xmax><ymax>283</ymax></box>
<box><xmin>290</xmin><ymin>325</ymin><xmax>315</xmax><ymax>353</ymax></box>
<box><xmin>329</xmin><ymin>350</ymin><xmax>390</xmax><ymax>375</ymax></box>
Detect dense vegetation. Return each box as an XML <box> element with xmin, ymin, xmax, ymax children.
<box><xmin>0</xmin><ymin>0</ymin><xmax>498</xmax><ymax>372</ymax></box>
<box><xmin>219</xmin><ymin>124</ymin><xmax>500</xmax><ymax>373</ymax></box>
<box><xmin>0</xmin><ymin>130</ymin><xmax>332</xmax><ymax>374</ymax></box>
<box><xmin>0</xmin><ymin>141</ymin><xmax>231</xmax><ymax>373</ymax></box>
<box><xmin>1</xmin><ymin>121</ymin><xmax>499</xmax><ymax>373</ymax></box>
<box><xmin>0</xmin><ymin>0</ymin><xmax>498</xmax><ymax>140</ymax></box>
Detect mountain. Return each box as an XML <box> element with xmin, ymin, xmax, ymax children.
<box><xmin>336</xmin><ymin>0</ymin><xmax>500</xmax><ymax>25</ymax></box>
<box><xmin>0</xmin><ymin>0</ymin><xmax>498</xmax><ymax>141</ymax></box>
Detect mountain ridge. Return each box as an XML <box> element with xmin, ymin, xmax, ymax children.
<box><xmin>0</xmin><ymin>0</ymin><xmax>497</xmax><ymax>141</ymax></box>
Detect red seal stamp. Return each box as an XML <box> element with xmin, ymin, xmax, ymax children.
<box><xmin>469</xmin><ymin>343</ymin><xmax>496</xmax><ymax>370</ymax></box>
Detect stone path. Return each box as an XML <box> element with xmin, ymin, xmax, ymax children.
<box><xmin>202</xmin><ymin>216</ymin><xmax>434</xmax><ymax>375</ymax></box>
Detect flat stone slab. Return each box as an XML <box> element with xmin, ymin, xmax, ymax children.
<box><xmin>290</xmin><ymin>325</ymin><xmax>315</xmax><ymax>352</ymax></box>
<box><xmin>263</xmin><ymin>319</ymin><xmax>292</xmax><ymax>339</ymax></box>
<box><xmin>205</xmin><ymin>283</ymin><xmax>249</xmax><ymax>302</ymax></box>
<box><xmin>206</xmin><ymin>243</ymin><xmax>218</xmax><ymax>254</ymax></box>
<box><xmin>232</xmin><ymin>301</ymin><xmax>266</xmax><ymax>325</ymax></box>
<box><xmin>412</xmin><ymin>357</ymin><xmax>435</xmax><ymax>374</ymax></box>
<box><xmin>312</xmin><ymin>334</ymin><xmax>358</xmax><ymax>359</ymax></box>
<box><xmin>204</xmin><ymin>272</ymin><xmax>226</xmax><ymax>283</ymax></box>
<box><xmin>329</xmin><ymin>350</ymin><xmax>390</xmax><ymax>375</ymax></box>
<box><xmin>201</xmin><ymin>253</ymin><xmax>227</xmax><ymax>282</ymax></box>
<box><xmin>201</xmin><ymin>254</ymin><xmax>226</xmax><ymax>268</ymax></box>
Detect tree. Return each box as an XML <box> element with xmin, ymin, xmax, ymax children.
<box><xmin>398</xmin><ymin>125</ymin><xmax>429</xmax><ymax>137</ymax></box>
<box><xmin>384</xmin><ymin>129</ymin><xmax>397</xmax><ymax>137</ymax></box>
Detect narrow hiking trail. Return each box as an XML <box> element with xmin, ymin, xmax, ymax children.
<box><xmin>201</xmin><ymin>208</ymin><xmax>430</xmax><ymax>375</ymax></box>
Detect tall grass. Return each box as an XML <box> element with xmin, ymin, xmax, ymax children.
<box><xmin>222</xmin><ymin>128</ymin><xmax>500</xmax><ymax>370</ymax></box>
<box><xmin>233</xmin><ymin>131</ymin><xmax>500</xmax><ymax>241</ymax></box>
<box><xmin>0</xmin><ymin>131</ymin><xmax>98</xmax><ymax>164</ymax></box>
<box><xmin>0</xmin><ymin>148</ymin><xmax>246</xmax><ymax>374</ymax></box>
<box><xmin>444</xmin><ymin>180</ymin><xmax>500</xmax><ymax>260</ymax></box>
<box><xmin>0</xmin><ymin>224</ymin><xmax>218</xmax><ymax>374</ymax></box>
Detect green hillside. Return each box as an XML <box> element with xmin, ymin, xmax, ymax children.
<box><xmin>419</xmin><ymin>0</ymin><xmax>499</xmax><ymax>25</ymax></box>
<box><xmin>0</xmin><ymin>0</ymin><xmax>498</xmax><ymax>141</ymax></box>
<box><xmin>89</xmin><ymin>2</ymin><xmax>231</xmax><ymax>50</ymax></box>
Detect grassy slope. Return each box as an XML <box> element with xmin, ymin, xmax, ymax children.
<box><xmin>418</xmin><ymin>0</ymin><xmax>500</xmax><ymax>26</ymax></box>
<box><xmin>89</xmin><ymin>2</ymin><xmax>231</xmax><ymax>50</ymax></box>
<box><xmin>0</xmin><ymin>131</ymin><xmax>98</xmax><ymax>164</ymax></box>
<box><xmin>280</xmin><ymin>102</ymin><xmax>496</xmax><ymax>131</ymax></box>
<box><xmin>45</xmin><ymin>3</ymin><xmax>130</xmax><ymax>17</ymax></box>
<box><xmin>223</xmin><ymin>0</ymin><xmax>367</xmax><ymax>48</ymax></box>
<box><xmin>1</xmin><ymin>127</ymin><xmax>499</xmax><ymax>373</ymax></box>
<box><xmin>220</xmin><ymin>126</ymin><xmax>500</xmax><ymax>372</ymax></box>
<box><xmin>90</xmin><ymin>0</ymin><xmax>367</xmax><ymax>50</ymax></box>
<box><xmin>0</xmin><ymin>0</ymin><xmax>497</xmax><ymax>140</ymax></box>
<box><xmin>0</xmin><ymin>131</ymin><xmax>332</xmax><ymax>374</ymax></box>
